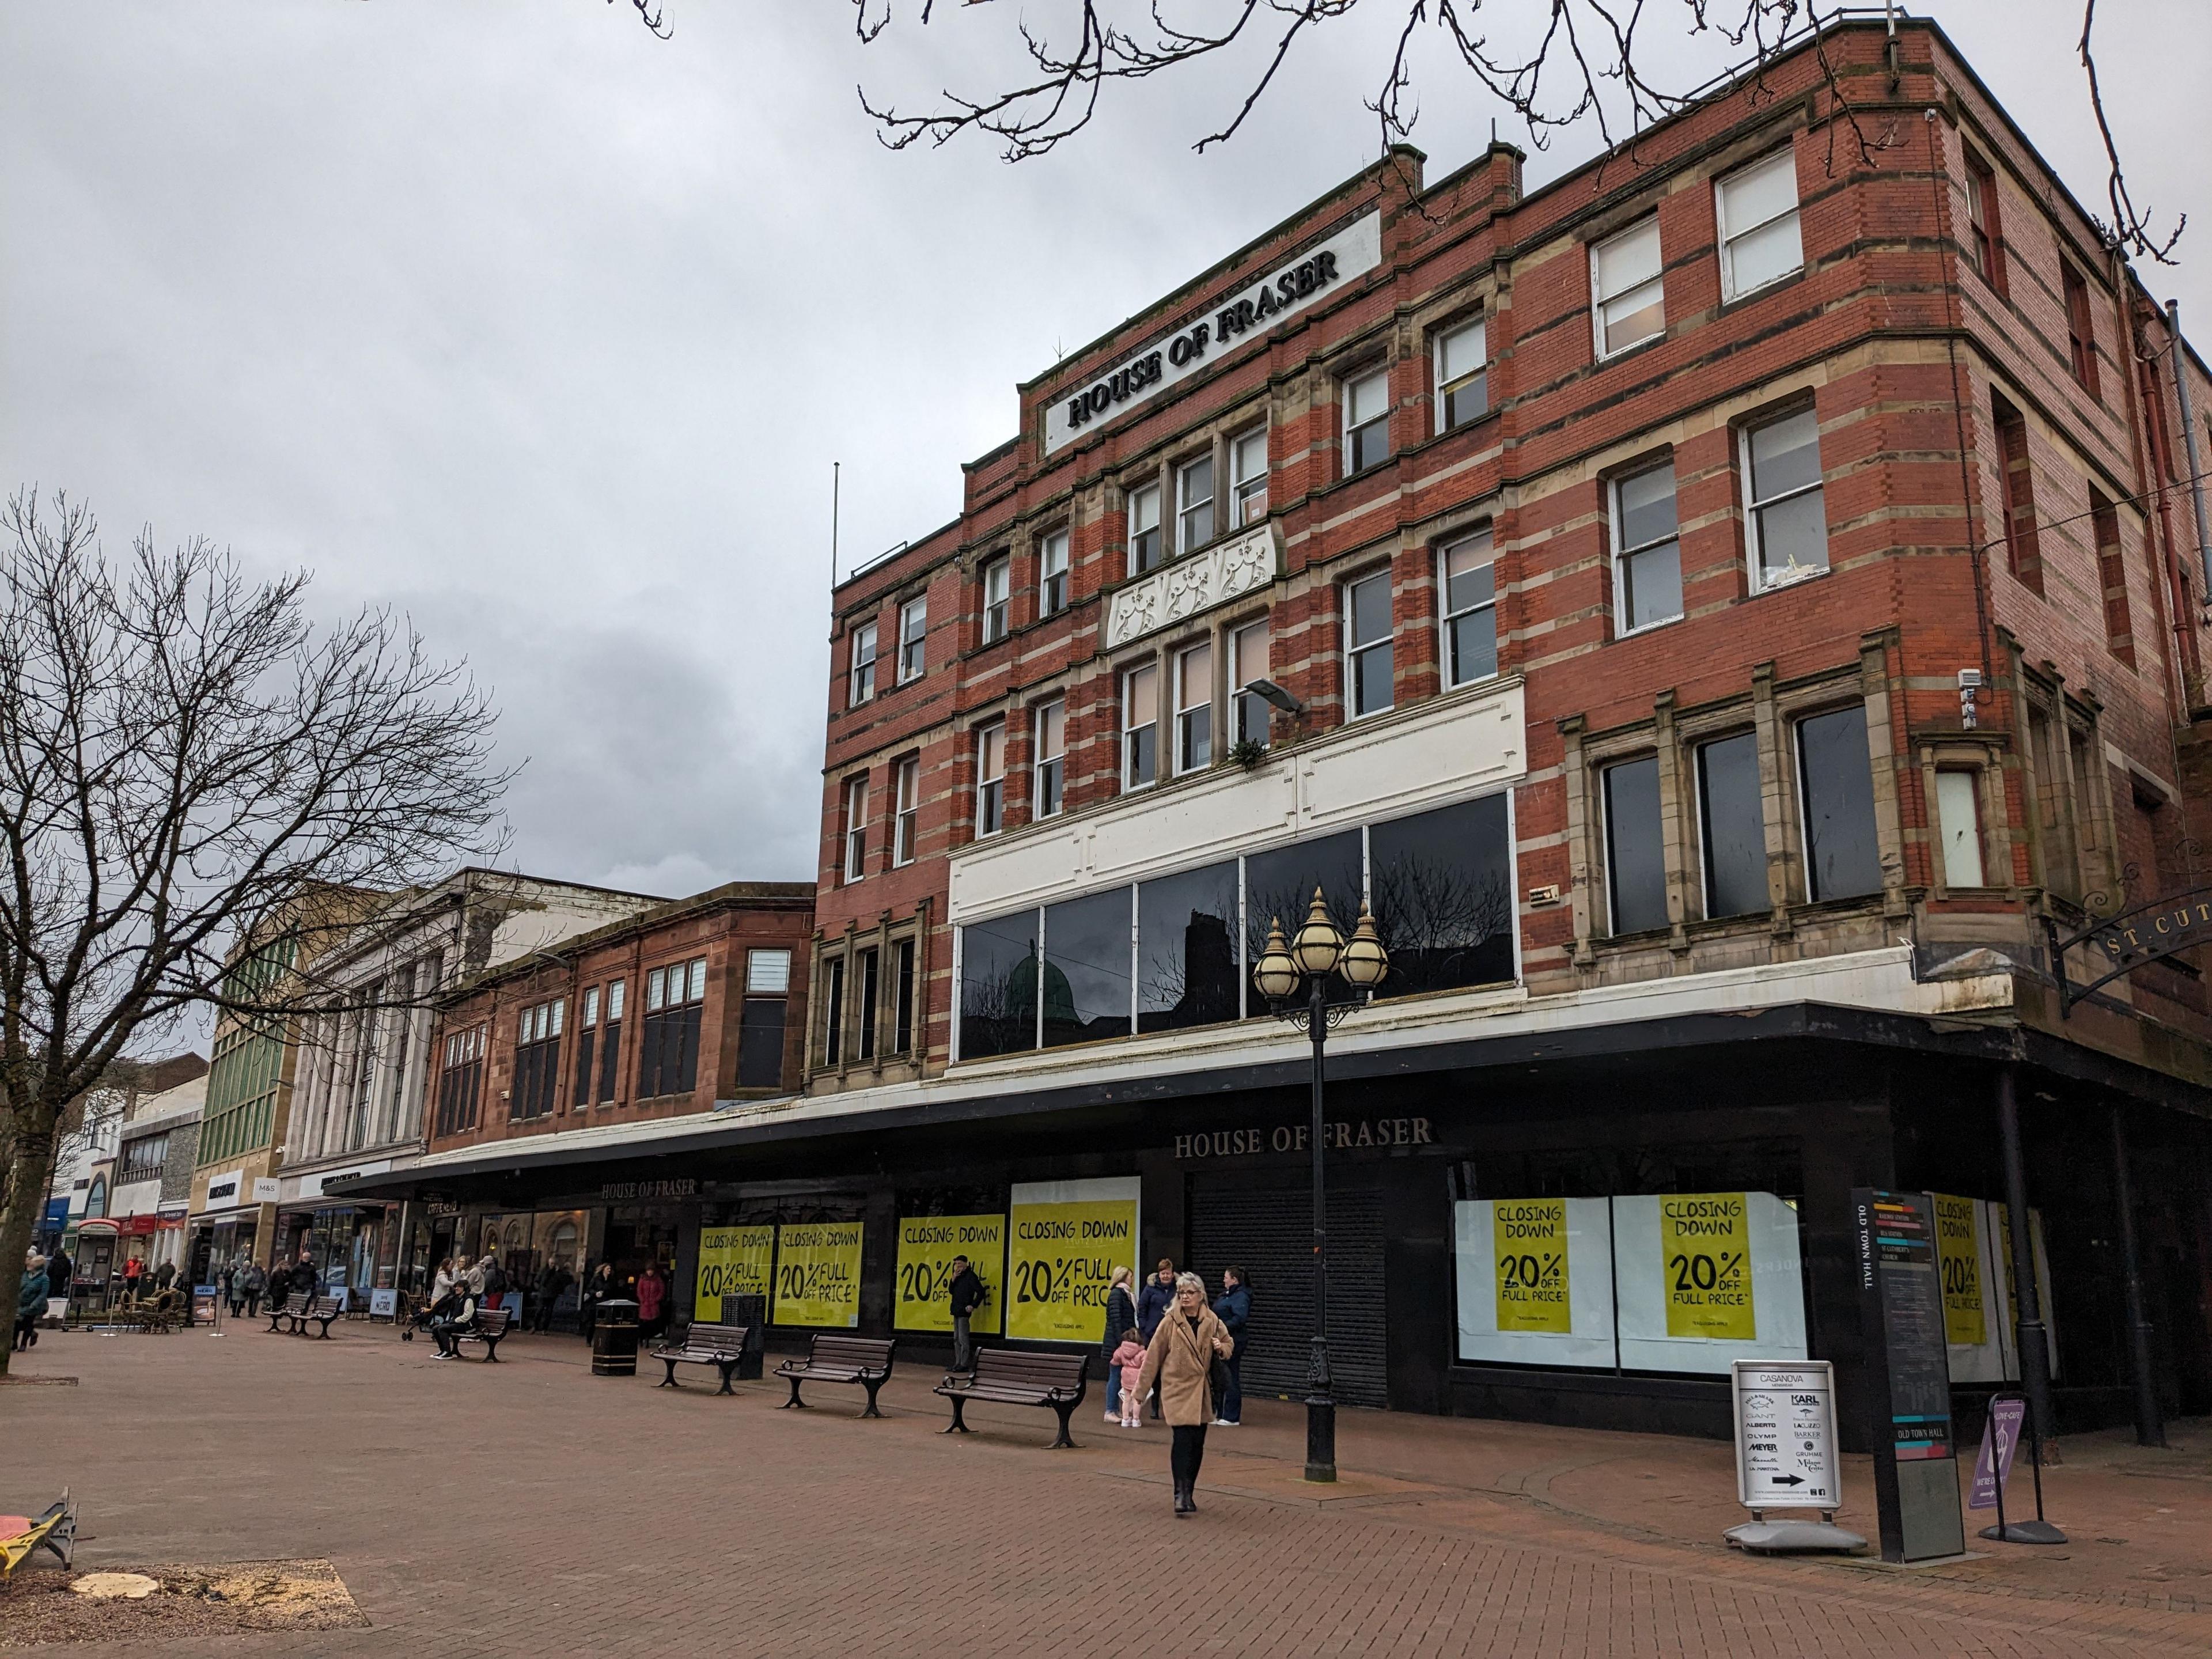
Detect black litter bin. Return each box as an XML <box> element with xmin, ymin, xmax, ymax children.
<box><xmin>591</xmin><ymin>1298</ymin><xmax>639</xmax><ymax>1377</ymax></box>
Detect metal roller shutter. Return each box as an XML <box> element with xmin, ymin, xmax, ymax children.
<box><xmin>1186</xmin><ymin>1173</ymin><xmax>1388</xmax><ymax>1408</ymax></box>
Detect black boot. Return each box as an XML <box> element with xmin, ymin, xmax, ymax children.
<box><xmin>1173</xmin><ymin>1482</ymin><xmax>1193</xmax><ymax>1516</ymax></box>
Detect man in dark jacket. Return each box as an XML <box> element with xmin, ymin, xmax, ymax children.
<box><xmin>45</xmin><ymin>1248</ymin><xmax>71</xmax><ymax>1303</ymax></box>
<box><xmin>945</xmin><ymin>1255</ymin><xmax>984</xmax><ymax>1373</ymax></box>
<box><xmin>153</xmin><ymin>1260</ymin><xmax>176</xmax><ymax>1293</ymax></box>
<box><xmin>292</xmin><ymin>1251</ymin><xmax>319</xmax><ymax>1299</ymax></box>
<box><xmin>1135</xmin><ymin>1259</ymin><xmax>1178</xmax><ymax>1418</ymax></box>
<box><xmin>1211</xmin><ymin>1267</ymin><xmax>1251</xmax><ymax>1426</ymax></box>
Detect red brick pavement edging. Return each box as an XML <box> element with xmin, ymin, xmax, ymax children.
<box><xmin>4</xmin><ymin>1325</ymin><xmax>2209</xmax><ymax>1657</ymax></box>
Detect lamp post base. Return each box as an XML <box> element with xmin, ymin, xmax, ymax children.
<box><xmin>1305</xmin><ymin>1395</ymin><xmax>1337</xmax><ymax>1483</ymax></box>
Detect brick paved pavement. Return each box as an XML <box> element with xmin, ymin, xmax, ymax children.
<box><xmin>5</xmin><ymin>1323</ymin><xmax>2210</xmax><ymax>1657</ymax></box>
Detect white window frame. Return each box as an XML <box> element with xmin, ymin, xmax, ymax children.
<box><xmin>1343</xmin><ymin>368</ymin><xmax>1392</xmax><ymax>475</ymax></box>
<box><xmin>1715</xmin><ymin>149</ymin><xmax>1804</xmax><ymax>302</ymax></box>
<box><xmin>1176</xmin><ymin>453</ymin><xmax>1216</xmax><ymax>555</ymax></box>
<box><xmin>1033</xmin><ymin>699</ymin><xmax>1065</xmax><ymax>820</ymax></box>
<box><xmin>843</xmin><ymin>774</ymin><xmax>870</xmax><ymax>882</ymax></box>
<box><xmin>1434</xmin><ymin>317</ymin><xmax>1488</xmax><ymax>433</ymax></box>
<box><xmin>897</xmin><ymin>596</ymin><xmax>927</xmax><ymax>683</ymax></box>
<box><xmin>1591</xmin><ymin>216</ymin><xmax>1665</xmax><ymax>359</ymax></box>
<box><xmin>1609</xmin><ymin>460</ymin><xmax>1684</xmax><ymax>637</ymax></box>
<box><xmin>1175</xmin><ymin>640</ymin><xmax>1213</xmax><ymax>774</ymax></box>
<box><xmin>1230</xmin><ymin>428</ymin><xmax>1269</xmax><ymax>526</ymax></box>
<box><xmin>981</xmin><ymin>557</ymin><xmax>1010</xmax><ymax>644</ymax></box>
<box><xmin>1937</xmin><ymin>770</ymin><xmax>1986</xmax><ymax>889</ymax></box>
<box><xmin>1343</xmin><ymin>569</ymin><xmax>1395</xmax><ymax>720</ymax></box>
<box><xmin>1229</xmin><ymin>618</ymin><xmax>1271</xmax><ymax>748</ymax></box>
<box><xmin>1128</xmin><ymin>483</ymin><xmax>1162</xmax><ymax>575</ymax></box>
<box><xmin>1122</xmin><ymin>662</ymin><xmax>1158</xmax><ymax>791</ymax></box>
<box><xmin>1438</xmin><ymin>527</ymin><xmax>1499</xmax><ymax>687</ymax></box>
<box><xmin>747</xmin><ymin>948</ymin><xmax>793</xmax><ymax>995</ymax></box>
<box><xmin>975</xmin><ymin>721</ymin><xmax>1005</xmax><ymax>836</ymax></box>
<box><xmin>848</xmin><ymin>621</ymin><xmax>877</xmax><ymax>706</ymax></box>
<box><xmin>892</xmin><ymin>755</ymin><xmax>921</xmax><ymax>865</ymax></box>
<box><xmin>1039</xmin><ymin>530</ymin><xmax>1069</xmax><ymax>617</ymax></box>
<box><xmin>1740</xmin><ymin>406</ymin><xmax>1828</xmax><ymax>592</ymax></box>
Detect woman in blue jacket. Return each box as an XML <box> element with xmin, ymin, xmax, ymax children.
<box><xmin>1210</xmin><ymin>1267</ymin><xmax>1251</xmax><ymax>1426</ymax></box>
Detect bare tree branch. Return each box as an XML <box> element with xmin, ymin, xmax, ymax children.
<box><xmin>2078</xmin><ymin>0</ymin><xmax>2181</xmax><ymax>264</ymax></box>
<box><xmin>0</xmin><ymin>490</ymin><xmax>510</xmax><ymax>1369</ymax></box>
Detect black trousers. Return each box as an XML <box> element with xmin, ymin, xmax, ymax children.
<box><xmin>1170</xmin><ymin>1424</ymin><xmax>1209</xmax><ymax>1491</ymax></box>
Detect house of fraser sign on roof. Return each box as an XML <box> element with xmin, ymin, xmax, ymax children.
<box><xmin>1043</xmin><ymin>210</ymin><xmax>1384</xmax><ymax>454</ymax></box>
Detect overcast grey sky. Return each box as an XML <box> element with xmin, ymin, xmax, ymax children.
<box><xmin>5</xmin><ymin>2</ymin><xmax>2206</xmax><ymax>903</ymax></box>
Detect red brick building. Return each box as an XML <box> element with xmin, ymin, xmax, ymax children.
<box><xmin>350</xmin><ymin>18</ymin><xmax>2212</xmax><ymax>1434</ymax></box>
<box><xmin>423</xmin><ymin>882</ymin><xmax>815</xmax><ymax>1156</ymax></box>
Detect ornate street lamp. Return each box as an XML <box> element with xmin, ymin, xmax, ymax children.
<box><xmin>1252</xmin><ymin>887</ymin><xmax>1388</xmax><ymax>1482</ymax></box>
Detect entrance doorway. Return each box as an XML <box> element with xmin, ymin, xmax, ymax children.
<box><xmin>1185</xmin><ymin>1171</ymin><xmax>1389</xmax><ymax>1407</ymax></box>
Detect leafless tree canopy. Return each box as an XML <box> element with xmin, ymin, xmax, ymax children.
<box><xmin>836</xmin><ymin>0</ymin><xmax>2180</xmax><ymax>263</ymax></box>
<box><xmin>0</xmin><ymin>491</ymin><xmax>508</xmax><ymax>1355</ymax></box>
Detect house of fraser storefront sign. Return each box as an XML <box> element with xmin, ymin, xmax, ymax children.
<box><xmin>1042</xmin><ymin>210</ymin><xmax>1383</xmax><ymax>454</ymax></box>
<box><xmin>2044</xmin><ymin>882</ymin><xmax>2212</xmax><ymax>1016</ymax></box>
<box><xmin>1172</xmin><ymin>1116</ymin><xmax>1434</xmax><ymax>1160</ymax></box>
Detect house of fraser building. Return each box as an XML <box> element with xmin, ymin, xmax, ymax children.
<box><xmin>345</xmin><ymin>19</ymin><xmax>2212</xmax><ymax>1439</ymax></box>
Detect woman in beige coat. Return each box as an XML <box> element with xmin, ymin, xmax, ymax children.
<box><xmin>1137</xmin><ymin>1272</ymin><xmax>1234</xmax><ymax>1515</ymax></box>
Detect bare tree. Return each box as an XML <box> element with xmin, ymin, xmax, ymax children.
<box><xmin>0</xmin><ymin>492</ymin><xmax>509</xmax><ymax>1369</ymax></box>
<box><xmin>842</xmin><ymin>0</ymin><xmax>2181</xmax><ymax>263</ymax></box>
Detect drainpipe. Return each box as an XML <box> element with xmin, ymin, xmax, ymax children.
<box><xmin>2171</xmin><ymin>301</ymin><xmax>2211</xmax><ymax>599</ymax></box>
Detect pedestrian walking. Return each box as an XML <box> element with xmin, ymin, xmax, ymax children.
<box><xmin>945</xmin><ymin>1253</ymin><xmax>984</xmax><ymax>1373</ymax></box>
<box><xmin>44</xmin><ymin>1246</ymin><xmax>70</xmax><ymax>1303</ymax></box>
<box><xmin>222</xmin><ymin>1260</ymin><xmax>243</xmax><ymax>1317</ymax></box>
<box><xmin>1101</xmin><ymin>1266</ymin><xmax>1137</xmax><ymax>1422</ymax></box>
<box><xmin>292</xmin><ymin>1251</ymin><xmax>319</xmax><ymax>1300</ymax></box>
<box><xmin>580</xmin><ymin>1262</ymin><xmax>615</xmax><ymax>1341</ymax></box>
<box><xmin>1211</xmin><ymin>1267</ymin><xmax>1250</xmax><ymax>1426</ymax></box>
<box><xmin>153</xmin><ymin>1260</ymin><xmax>176</xmax><ymax>1293</ymax></box>
<box><xmin>1110</xmin><ymin>1327</ymin><xmax>1148</xmax><ymax>1429</ymax></box>
<box><xmin>635</xmin><ymin>1263</ymin><xmax>667</xmax><ymax>1340</ymax></box>
<box><xmin>242</xmin><ymin>1261</ymin><xmax>266</xmax><ymax>1318</ymax></box>
<box><xmin>531</xmin><ymin>1260</ymin><xmax>571</xmax><ymax>1333</ymax></box>
<box><xmin>17</xmin><ymin>1252</ymin><xmax>48</xmax><ymax>1351</ymax></box>
<box><xmin>121</xmin><ymin>1254</ymin><xmax>144</xmax><ymax>1300</ymax></box>
<box><xmin>1136</xmin><ymin>1272</ymin><xmax>1234</xmax><ymax>1516</ymax></box>
<box><xmin>1136</xmin><ymin>1259</ymin><xmax>1177</xmax><ymax>1419</ymax></box>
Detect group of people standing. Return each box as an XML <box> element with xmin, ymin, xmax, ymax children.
<box><xmin>1102</xmin><ymin>1257</ymin><xmax>1251</xmax><ymax>1517</ymax></box>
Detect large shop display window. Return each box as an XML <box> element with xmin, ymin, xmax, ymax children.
<box><xmin>1453</xmin><ymin>1190</ymin><xmax>1809</xmax><ymax>1375</ymax></box>
<box><xmin>957</xmin><ymin>794</ymin><xmax>1514</xmax><ymax>1059</ymax></box>
<box><xmin>1929</xmin><ymin>1192</ymin><xmax>2059</xmax><ymax>1385</ymax></box>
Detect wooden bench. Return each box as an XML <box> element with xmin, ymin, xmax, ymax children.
<box><xmin>288</xmin><ymin>1296</ymin><xmax>344</xmax><ymax>1339</ymax></box>
<box><xmin>935</xmin><ymin>1348</ymin><xmax>1091</xmax><ymax>1448</ymax></box>
<box><xmin>265</xmin><ymin>1293</ymin><xmax>308</xmax><ymax>1333</ymax></box>
<box><xmin>0</xmin><ymin>1491</ymin><xmax>76</xmax><ymax>1580</ymax></box>
<box><xmin>448</xmin><ymin>1306</ymin><xmax>513</xmax><ymax>1362</ymax></box>
<box><xmin>651</xmin><ymin>1322</ymin><xmax>752</xmax><ymax>1394</ymax></box>
<box><xmin>774</xmin><ymin>1334</ymin><xmax>896</xmax><ymax>1417</ymax></box>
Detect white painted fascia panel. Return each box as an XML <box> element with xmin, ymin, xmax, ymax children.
<box><xmin>1297</xmin><ymin>681</ymin><xmax>1525</xmax><ymax>834</ymax></box>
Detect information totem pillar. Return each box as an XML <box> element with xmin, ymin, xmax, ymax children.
<box><xmin>1851</xmin><ymin>1189</ymin><xmax>1965</xmax><ymax>1563</ymax></box>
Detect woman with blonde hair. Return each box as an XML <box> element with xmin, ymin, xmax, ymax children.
<box><xmin>1100</xmin><ymin>1265</ymin><xmax>1138</xmax><ymax>1423</ymax></box>
<box><xmin>1136</xmin><ymin>1271</ymin><xmax>1234</xmax><ymax>1515</ymax></box>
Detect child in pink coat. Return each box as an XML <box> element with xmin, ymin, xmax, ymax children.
<box><xmin>1110</xmin><ymin>1327</ymin><xmax>1148</xmax><ymax>1428</ymax></box>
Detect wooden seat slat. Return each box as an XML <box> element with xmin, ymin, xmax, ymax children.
<box><xmin>652</xmin><ymin>1322</ymin><xmax>754</xmax><ymax>1394</ymax></box>
<box><xmin>933</xmin><ymin>1348</ymin><xmax>1090</xmax><ymax>1448</ymax></box>
<box><xmin>773</xmin><ymin>1334</ymin><xmax>897</xmax><ymax>1416</ymax></box>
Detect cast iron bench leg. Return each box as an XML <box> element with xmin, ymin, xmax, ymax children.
<box><xmin>659</xmin><ymin>1357</ymin><xmax>681</xmax><ymax>1388</ymax></box>
<box><xmin>317</xmin><ymin>1319</ymin><xmax>334</xmax><ymax>1339</ymax></box>
<box><xmin>715</xmin><ymin>1361</ymin><xmax>737</xmax><ymax>1396</ymax></box>
<box><xmin>861</xmin><ymin>1375</ymin><xmax>885</xmax><ymax>1419</ymax></box>
<box><xmin>1050</xmin><ymin>1399</ymin><xmax>1078</xmax><ymax>1450</ymax></box>
<box><xmin>781</xmin><ymin>1374</ymin><xmax>808</xmax><ymax>1408</ymax></box>
<box><xmin>480</xmin><ymin>1336</ymin><xmax>502</xmax><ymax>1362</ymax></box>
<box><xmin>942</xmin><ymin>1395</ymin><xmax>970</xmax><ymax>1434</ymax></box>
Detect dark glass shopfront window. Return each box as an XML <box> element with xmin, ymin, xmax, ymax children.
<box><xmin>1243</xmin><ymin>830</ymin><xmax>1364</xmax><ymax>1013</ymax></box>
<box><xmin>1370</xmin><ymin>796</ymin><xmax>1515</xmax><ymax>997</ymax></box>
<box><xmin>1604</xmin><ymin>756</ymin><xmax>1666</xmax><ymax>934</ymax></box>
<box><xmin>1042</xmin><ymin>889</ymin><xmax>1134</xmax><ymax>1048</ymax></box>
<box><xmin>958</xmin><ymin>911</ymin><xmax>1039</xmax><ymax>1059</ymax></box>
<box><xmin>1138</xmin><ymin>861</ymin><xmax>1241</xmax><ymax>1033</ymax></box>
